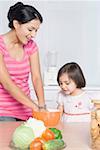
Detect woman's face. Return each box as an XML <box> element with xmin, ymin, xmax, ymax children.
<box><xmin>14</xmin><ymin>19</ymin><xmax>41</xmax><ymax>44</ymax></box>
<box><xmin>59</xmin><ymin>73</ymin><xmax>77</xmax><ymax>95</ymax></box>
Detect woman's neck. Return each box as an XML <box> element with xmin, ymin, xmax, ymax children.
<box><xmin>3</xmin><ymin>30</ymin><xmax>21</xmax><ymax>46</ymax></box>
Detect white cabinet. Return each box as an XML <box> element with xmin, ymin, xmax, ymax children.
<box><xmin>43</xmin><ymin>86</ymin><xmax>59</xmax><ymax>108</ymax></box>
<box><xmin>84</xmin><ymin>87</ymin><xmax>100</xmax><ymax>100</ymax></box>
<box><xmin>30</xmin><ymin>86</ymin><xmax>59</xmax><ymax>108</ymax></box>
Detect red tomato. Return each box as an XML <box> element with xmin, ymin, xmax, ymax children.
<box><xmin>30</xmin><ymin>140</ymin><xmax>42</xmax><ymax>150</ymax></box>
<box><xmin>41</xmin><ymin>128</ymin><xmax>55</xmax><ymax>141</ymax></box>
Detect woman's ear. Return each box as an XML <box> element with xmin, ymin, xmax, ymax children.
<box><xmin>13</xmin><ymin>20</ymin><xmax>20</xmax><ymax>29</ymax></box>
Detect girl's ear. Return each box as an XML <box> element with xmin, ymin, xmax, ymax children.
<box><xmin>13</xmin><ymin>20</ymin><xmax>20</xmax><ymax>29</ymax></box>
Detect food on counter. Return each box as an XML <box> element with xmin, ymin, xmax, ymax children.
<box><xmin>24</xmin><ymin>117</ymin><xmax>46</xmax><ymax>138</ymax></box>
<box><xmin>11</xmin><ymin>118</ymin><xmax>46</xmax><ymax>149</ymax></box>
<box><xmin>12</xmin><ymin>125</ymin><xmax>35</xmax><ymax>149</ymax></box>
<box><xmin>42</xmin><ymin>139</ymin><xmax>65</xmax><ymax>150</ymax></box>
<box><xmin>11</xmin><ymin>117</ymin><xmax>66</xmax><ymax>150</ymax></box>
<box><xmin>30</xmin><ymin>140</ymin><xmax>42</xmax><ymax>150</ymax></box>
<box><xmin>30</xmin><ymin>138</ymin><xmax>65</xmax><ymax>150</ymax></box>
<box><xmin>32</xmin><ymin>137</ymin><xmax>45</xmax><ymax>144</ymax></box>
<box><xmin>30</xmin><ymin>137</ymin><xmax>45</xmax><ymax>150</ymax></box>
<box><xmin>49</xmin><ymin>127</ymin><xmax>62</xmax><ymax>139</ymax></box>
<box><xmin>29</xmin><ymin>128</ymin><xmax>65</xmax><ymax>150</ymax></box>
<box><xmin>41</xmin><ymin>128</ymin><xmax>55</xmax><ymax>141</ymax></box>
<box><xmin>29</xmin><ymin>129</ymin><xmax>65</xmax><ymax>150</ymax></box>
<box><xmin>91</xmin><ymin>100</ymin><xmax>100</xmax><ymax>150</ymax></box>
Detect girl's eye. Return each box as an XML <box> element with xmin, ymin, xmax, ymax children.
<box><xmin>28</xmin><ymin>29</ymin><xmax>32</xmax><ymax>32</ymax></box>
<box><xmin>65</xmin><ymin>82</ymin><xmax>70</xmax><ymax>85</ymax></box>
<box><xmin>59</xmin><ymin>80</ymin><xmax>71</xmax><ymax>86</ymax></box>
<box><xmin>59</xmin><ymin>82</ymin><xmax>62</xmax><ymax>86</ymax></box>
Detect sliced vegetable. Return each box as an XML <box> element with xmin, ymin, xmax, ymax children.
<box><xmin>33</xmin><ymin>137</ymin><xmax>45</xmax><ymax>144</ymax></box>
<box><xmin>12</xmin><ymin>125</ymin><xmax>35</xmax><ymax>149</ymax></box>
<box><xmin>42</xmin><ymin>139</ymin><xmax>65</xmax><ymax>150</ymax></box>
<box><xmin>49</xmin><ymin>128</ymin><xmax>62</xmax><ymax>139</ymax></box>
<box><xmin>41</xmin><ymin>128</ymin><xmax>55</xmax><ymax>141</ymax></box>
<box><xmin>30</xmin><ymin>137</ymin><xmax>45</xmax><ymax>150</ymax></box>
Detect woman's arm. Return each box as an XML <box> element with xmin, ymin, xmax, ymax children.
<box><xmin>30</xmin><ymin>50</ymin><xmax>45</xmax><ymax>107</ymax></box>
<box><xmin>0</xmin><ymin>53</ymin><xmax>38</xmax><ymax>110</ymax></box>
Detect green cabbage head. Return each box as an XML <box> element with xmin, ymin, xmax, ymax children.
<box><xmin>12</xmin><ymin>124</ymin><xmax>35</xmax><ymax>149</ymax></box>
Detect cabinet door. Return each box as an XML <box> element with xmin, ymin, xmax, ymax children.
<box><xmin>30</xmin><ymin>88</ymin><xmax>59</xmax><ymax>108</ymax></box>
<box><xmin>44</xmin><ymin>89</ymin><xmax>58</xmax><ymax>108</ymax></box>
<box><xmin>86</xmin><ymin>90</ymin><xmax>100</xmax><ymax>100</ymax></box>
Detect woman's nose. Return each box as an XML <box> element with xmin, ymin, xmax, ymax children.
<box><xmin>31</xmin><ymin>30</ymin><xmax>37</xmax><ymax>38</ymax></box>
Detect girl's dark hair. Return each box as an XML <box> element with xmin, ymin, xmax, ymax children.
<box><xmin>57</xmin><ymin>62</ymin><xmax>86</xmax><ymax>88</ymax></box>
<box><xmin>7</xmin><ymin>2</ymin><xmax>43</xmax><ymax>28</ymax></box>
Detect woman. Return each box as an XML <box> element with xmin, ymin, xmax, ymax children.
<box><xmin>0</xmin><ymin>2</ymin><xmax>45</xmax><ymax>121</ymax></box>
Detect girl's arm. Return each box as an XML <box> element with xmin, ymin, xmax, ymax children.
<box><xmin>30</xmin><ymin>50</ymin><xmax>45</xmax><ymax>108</ymax></box>
<box><xmin>57</xmin><ymin>104</ymin><xmax>64</xmax><ymax>117</ymax></box>
<box><xmin>0</xmin><ymin>53</ymin><xmax>38</xmax><ymax>110</ymax></box>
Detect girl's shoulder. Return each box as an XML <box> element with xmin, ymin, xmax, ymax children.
<box><xmin>82</xmin><ymin>90</ymin><xmax>98</xmax><ymax>100</ymax></box>
<box><xmin>77</xmin><ymin>91</ymin><xmax>94</xmax><ymax>106</ymax></box>
<box><xmin>76</xmin><ymin>90</ymin><xmax>91</xmax><ymax>100</ymax></box>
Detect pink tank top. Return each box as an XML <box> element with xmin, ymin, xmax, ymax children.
<box><xmin>0</xmin><ymin>35</ymin><xmax>38</xmax><ymax>120</ymax></box>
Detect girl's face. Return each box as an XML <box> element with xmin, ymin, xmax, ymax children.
<box><xmin>14</xmin><ymin>19</ymin><xmax>41</xmax><ymax>44</ymax></box>
<box><xmin>59</xmin><ymin>73</ymin><xmax>77</xmax><ymax>95</ymax></box>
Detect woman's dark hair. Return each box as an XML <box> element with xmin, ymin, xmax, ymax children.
<box><xmin>7</xmin><ymin>2</ymin><xmax>43</xmax><ymax>28</ymax></box>
<box><xmin>57</xmin><ymin>62</ymin><xmax>86</xmax><ymax>88</ymax></box>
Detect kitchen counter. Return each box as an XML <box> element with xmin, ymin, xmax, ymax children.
<box><xmin>0</xmin><ymin>121</ymin><xmax>92</xmax><ymax>150</ymax></box>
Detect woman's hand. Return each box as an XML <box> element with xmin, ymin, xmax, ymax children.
<box><xmin>38</xmin><ymin>104</ymin><xmax>47</xmax><ymax>112</ymax></box>
<box><xmin>32</xmin><ymin>100</ymin><xmax>47</xmax><ymax>112</ymax></box>
<box><xmin>32</xmin><ymin>101</ymin><xmax>39</xmax><ymax>111</ymax></box>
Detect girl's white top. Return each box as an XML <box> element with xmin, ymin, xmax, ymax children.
<box><xmin>57</xmin><ymin>90</ymin><xmax>94</xmax><ymax>122</ymax></box>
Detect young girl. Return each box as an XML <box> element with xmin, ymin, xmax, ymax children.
<box><xmin>57</xmin><ymin>62</ymin><xmax>94</xmax><ymax>122</ymax></box>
